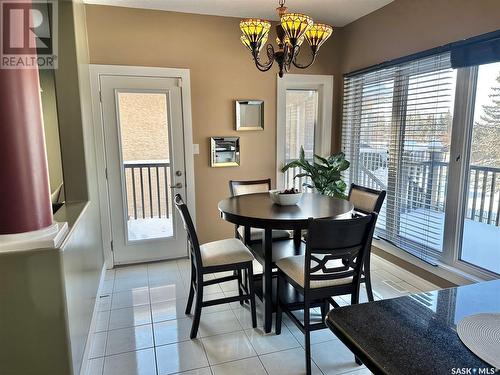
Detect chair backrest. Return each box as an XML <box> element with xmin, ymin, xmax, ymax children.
<box><xmin>348</xmin><ymin>183</ymin><xmax>386</xmax><ymax>214</ymax></box>
<box><xmin>304</xmin><ymin>213</ymin><xmax>377</xmax><ymax>290</ymax></box>
<box><xmin>229</xmin><ymin>178</ymin><xmax>272</xmax><ymax>197</ymax></box>
<box><xmin>174</xmin><ymin>194</ymin><xmax>203</xmax><ymax>271</ymax></box>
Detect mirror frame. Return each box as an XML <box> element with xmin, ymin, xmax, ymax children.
<box><xmin>235</xmin><ymin>100</ymin><xmax>264</xmax><ymax>131</ymax></box>
<box><xmin>210</xmin><ymin>137</ymin><xmax>240</xmax><ymax>167</ymax></box>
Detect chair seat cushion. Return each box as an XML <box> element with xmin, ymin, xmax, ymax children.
<box><xmin>237</xmin><ymin>227</ymin><xmax>291</xmax><ymax>241</ymax></box>
<box><xmin>200</xmin><ymin>238</ymin><xmax>254</xmax><ymax>267</ymax></box>
<box><xmin>276</xmin><ymin>255</ymin><xmax>353</xmax><ymax>289</ymax></box>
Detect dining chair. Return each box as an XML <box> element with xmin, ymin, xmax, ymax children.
<box><xmin>348</xmin><ymin>183</ymin><xmax>386</xmax><ymax>216</ymax></box>
<box><xmin>174</xmin><ymin>194</ymin><xmax>257</xmax><ymax>338</ymax></box>
<box><xmin>275</xmin><ymin>213</ymin><xmax>378</xmax><ymax>375</ymax></box>
<box><xmin>302</xmin><ymin>183</ymin><xmax>386</xmax><ymax>301</ymax></box>
<box><xmin>229</xmin><ymin>179</ymin><xmax>291</xmax><ymax>242</ymax></box>
<box><xmin>348</xmin><ymin>183</ymin><xmax>386</xmax><ymax>301</ymax></box>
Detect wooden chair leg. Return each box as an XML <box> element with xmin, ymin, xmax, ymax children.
<box><xmin>185</xmin><ymin>282</ymin><xmax>195</xmax><ymax>315</ymax></box>
<box><xmin>190</xmin><ymin>278</ymin><xmax>203</xmax><ymax>339</ymax></box>
<box><xmin>247</xmin><ymin>263</ymin><xmax>257</xmax><ymax>328</ymax></box>
<box><xmin>304</xmin><ymin>300</ymin><xmax>312</xmax><ymax>375</ymax></box>
<box><xmin>185</xmin><ymin>262</ymin><xmax>195</xmax><ymax>315</ymax></box>
<box><xmin>237</xmin><ymin>269</ymin><xmax>244</xmax><ymax>306</ymax></box>
<box><xmin>351</xmin><ymin>285</ymin><xmax>360</xmax><ymax>305</ymax></box>
<box><xmin>242</xmin><ymin>268</ymin><xmax>249</xmax><ymax>303</ymax></box>
<box><xmin>364</xmin><ymin>249</ymin><xmax>375</xmax><ymax>302</ymax></box>
<box><xmin>364</xmin><ymin>268</ymin><xmax>374</xmax><ymax>302</ymax></box>
<box><xmin>351</xmin><ymin>286</ymin><xmax>362</xmax><ymax>365</ymax></box>
<box><xmin>320</xmin><ymin>300</ymin><xmax>329</xmax><ymax>321</ymax></box>
<box><xmin>275</xmin><ymin>272</ymin><xmax>282</xmax><ymax>335</ymax></box>
<box><xmin>365</xmin><ymin>275</ymin><xmax>374</xmax><ymax>302</ymax></box>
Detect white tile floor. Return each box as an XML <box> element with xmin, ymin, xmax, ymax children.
<box><xmin>85</xmin><ymin>255</ymin><xmax>439</xmax><ymax>375</ymax></box>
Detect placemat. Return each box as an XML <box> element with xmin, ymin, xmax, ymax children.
<box><xmin>457</xmin><ymin>313</ymin><xmax>500</xmax><ymax>369</ymax></box>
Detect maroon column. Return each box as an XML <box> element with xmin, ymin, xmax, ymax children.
<box><xmin>0</xmin><ymin>19</ymin><xmax>52</xmax><ymax>234</ymax></box>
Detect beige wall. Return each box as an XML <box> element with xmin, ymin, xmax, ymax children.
<box><xmin>57</xmin><ymin>0</ymin><xmax>105</xmax><ymax>373</ymax></box>
<box><xmin>85</xmin><ymin>5</ymin><xmax>338</xmax><ymax>242</ymax></box>
<box><xmin>85</xmin><ymin>1</ymin><xmax>500</xmax><ymax>242</ymax></box>
<box><xmin>0</xmin><ymin>248</ymin><xmax>72</xmax><ymax>375</ymax></box>
<box><xmin>331</xmin><ymin>0</ymin><xmax>500</xmax><ymax>150</ymax></box>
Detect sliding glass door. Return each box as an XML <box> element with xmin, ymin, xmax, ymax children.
<box><xmin>459</xmin><ymin>62</ymin><xmax>500</xmax><ymax>274</ymax></box>
<box><xmin>342</xmin><ymin>53</ymin><xmax>499</xmax><ymax>277</ymax></box>
<box><xmin>343</xmin><ymin>53</ymin><xmax>457</xmax><ymax>262</ymax></box>
<box><xmin>391</xmin><ymin>66</ymin><xmax>456</xmax><ymax>258</ymax></box>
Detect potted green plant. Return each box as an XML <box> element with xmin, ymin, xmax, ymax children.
<box><xmin>281</xmin><ymin>147</ymin><xmax>350</xmax><ymax>199</ymax></box>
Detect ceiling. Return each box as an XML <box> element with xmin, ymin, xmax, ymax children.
<box><xmin>83</xmin><ymin>0</ymin><xmax>394</xmax><ymax>27</ymax></box>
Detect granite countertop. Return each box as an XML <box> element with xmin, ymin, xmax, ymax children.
<box><xmin>326</xmin><ymin>280</ymin><xmax>500</xmax><ymax>375</ymax></box>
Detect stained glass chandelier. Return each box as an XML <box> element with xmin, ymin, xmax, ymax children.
<box><xmin>240</xmin><ymin>0</ymin><xmax>333</xmax><ymax>77</ymax></box>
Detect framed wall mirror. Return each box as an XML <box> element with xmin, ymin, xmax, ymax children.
<box><xmin>211</xmin><ymin>137</ymin><xmax>240</xmax><ymax>167</ymax></box>
<box><xmin>39</xmin><ymin>68</ymin><xmax>65</xmax><ymax>213</ymax></box>
<box><xmin>235</xmin><ymin>100</ymin><xmax>264</xmax><ymax>131</ymax></box>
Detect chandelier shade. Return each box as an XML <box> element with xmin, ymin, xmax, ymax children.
<box><xmin>305</xmin><ymin>23</ymin><xmax>333</xmax><ymax>49</ymax></box>
<box><xmin>240</xmin><ymin>35</ymin><xmax>252</xmax><ymax>51</ymax></box>
<box><xmin>277</xmin><ymin>35</ymin><xmax>305</xmax><ymax>47</ymax></box>
<box><xmin>280</xmin><ymin>13</ymin><xmax>313</xmax><ymax>41</ymax></box>
<box><xmin>240</xmin><ymin>19</ymin><xmax>271</xmax><ymax>45</ymax></box>
<box><xmin>241</xmin><ymin>35</ymin><xmax>267</xmax><ymax>52</ymax></box>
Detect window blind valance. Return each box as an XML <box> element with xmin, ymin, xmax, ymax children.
<box><xmin>345</xmin><ymin>30</ymin><xmax>500</xmax><ymax>78</ymax></box>
<box><xmin>450</xmin><ymin>34</ymin><xmax>500</xmax><ymax>68</ymax></box>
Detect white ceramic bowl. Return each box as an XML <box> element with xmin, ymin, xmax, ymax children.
<box><xmin>269</xmin><ymin>190</ymin><xmax>303</xmax><ymax>206</ymax></box>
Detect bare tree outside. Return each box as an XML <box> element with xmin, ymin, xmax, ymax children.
<box><xmin>471</xmin><ymin>70</ymin><xmax>500</xmax><ymax>168</ymax></box>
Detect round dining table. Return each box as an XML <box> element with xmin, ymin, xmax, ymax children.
<box><xmin>218</xmin><ymin>192</ymin><xmax>354</xmax><ymax>333</ymax></box>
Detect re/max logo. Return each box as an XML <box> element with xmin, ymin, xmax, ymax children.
<box><xmin>451</xmin><ymin>368</ymin><xmax>497</xmax><ymax>375</ymax></box>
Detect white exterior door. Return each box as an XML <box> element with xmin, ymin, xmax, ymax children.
<box><xmin>98</xmin><ymin>75</ymin><xmax>188</xmax><ymax>264</ymax></box>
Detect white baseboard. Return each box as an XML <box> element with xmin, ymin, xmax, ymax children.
<box><xmin>79</xmin><ymin>264</ymin><xmax>107</xmax><ymax>375</ymax></box>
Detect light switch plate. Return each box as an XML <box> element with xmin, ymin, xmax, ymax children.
<box><xmin>193</xmin><ymin>144</ymin><xmax>199</xmax><ymax>155</ymax></box>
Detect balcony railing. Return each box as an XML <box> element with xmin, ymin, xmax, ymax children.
<box><xmin>283</xmin><ymin>156</ymin><xmax>500</xmax><ymax>226</ymax></box>
<box><xmin>465</xmin><ymin>164</ymin><xmax>500</xmax><ymax>225</ymax></box>
<box><xmin>357</xmin><ymin>158</ymin><xmax>500</xmax><ymax>227</ymax></box>
<box><xmin>123</xmin><ymin>160</ymin><xmax>171</xmax><ymax>220</ymax></box>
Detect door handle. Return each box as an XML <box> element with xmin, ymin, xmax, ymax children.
<box><xmin>169</xmin><ymin>182</ymin><xmax>183</xmax><ymax>189</ymax></box>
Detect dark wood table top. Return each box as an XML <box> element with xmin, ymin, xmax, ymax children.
<box><xmin>326</xmin><ymin>280</ymin><xmax>500</xmax><ymax>375</ymax></box>
<box><xmin>218</xmin><ymin>192</ymin><xmax>353</xmax><ymax>230</ymax></box>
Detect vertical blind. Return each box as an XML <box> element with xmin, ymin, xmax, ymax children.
<box><xmin>342</xmin><ymin>52</ymin><xmax>457</xmax><ymax>262</ymax></box>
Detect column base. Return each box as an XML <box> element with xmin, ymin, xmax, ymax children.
<box><xmin>0</xmin><ymin>222</ymin><xmax>69</xmax><ymax>252</ymax></box>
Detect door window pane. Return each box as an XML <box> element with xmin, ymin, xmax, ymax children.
<box><xmin>117</xmin><ymin>92</ymin><xmax>173</xmax><ymax>241</ymax></box>
<box><xmin>284</xmin><ymin>89</ymin><xmax>318</xmax><ymax>189</ymax></box>
<box><xmin>460</xmin><ymin>62</ymin><xmax>500</xmax><ymax>274</ymax></box>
